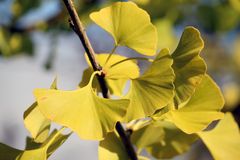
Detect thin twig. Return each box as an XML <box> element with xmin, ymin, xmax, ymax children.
<box><xmin>62</xmin><ymin>0</ymin><xmax>138</xmax><ymax>159</ymax></box>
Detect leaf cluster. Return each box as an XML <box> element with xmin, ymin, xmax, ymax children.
<box><xmin>1</xmin><ymin>2</ymin><xmax>240</xmax><ymax>160</ymax></box>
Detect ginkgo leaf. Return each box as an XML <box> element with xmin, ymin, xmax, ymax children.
<box><xmin>172</xmin><ymin>26</ymin><xmax>206</xmax><ymax>105</ymax></box>
<box><xmin>165</xmin><ymin>75</ymin><xmax>224</xmax><ymax>134</ymax></box>
<box><xmin>99</xmin><ymin>132</ymin><xmax>129</xmax><ymax>160</ymax></box>
<box><xmin>35</xmin><ymin>72</ymin><xmax>130</xmax><ymax>140</ymax></box>
<box><xmin>0</xmin><ymin>128</ymin><xmax>70</xmax><ymax>160</ymax></box>
<box><xmin>0</xmin><ymin>143</ymin><xmax>22</xmax><ymax>160</ymax></box>
<box><xmin>99</xmin><ymin>131</ymin><xmax>149</xmax><ymax>160</ymax></box>
<box><xmin>90</xmin><ymin>2</ymin><xmax>157</xmax><ymax>56</ymax></box>
<box><xmin>198</xmin><ymin>113</ymin><xmax>240</xmax><ymax>160</ymax></box>
<box><xmin>84</xmin><ymin>53</ymin><xmax>140</xmax><ymax>80</ymax></box>
<box><xmin>124</xmin><ymin>49</ymin><xmax>175</xmax><ymax>121</ymax></box>
<box><xmin>23</xmin><ymin>102</ymin><xmax>51</xmax><ymax>143</ymax></box>
<box><xmin>145</xmin><ymin>121</ymin><xmax>198</xmax><ymax>159</ymax></box>
<box><xmin>80</xmin><ymin>54</ymin><xmax>139</xmax><ymax>96</ymax></box>
<box><xmin>24</xmin><ymin>78</ymin><xmax>57</xmax><ymax>143</ymax></box>
<box><xmin>131</xmin><ymin>121</ymin><xmax>165</xmax><ymax>150</ymax></box>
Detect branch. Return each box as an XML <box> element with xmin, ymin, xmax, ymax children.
<box><xmin>62</xmin><ymin>0</ymin><xmax>138</xmax><ymax>159</ymax></box>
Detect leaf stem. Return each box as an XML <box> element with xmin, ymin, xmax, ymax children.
<box><xmin>110</xmin><ymin>57</ymin><xmax>153</xmax><ymax>68</ymax></box>
<box><xmin>62</xmin><ymin>0</ymin><xmax>138</xmax><ymax>159</ymax></box>
<box><xmin>104</xmin><ymin>45</ymin><xmax>118</xmax><ymax>67</ymax></box>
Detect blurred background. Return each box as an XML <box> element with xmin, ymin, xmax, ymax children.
<box><xmin>0</xmin><ymin>0</ymin><xmax>239</xmax><ymax>159</ymax></box>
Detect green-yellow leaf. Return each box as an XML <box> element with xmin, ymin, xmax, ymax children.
<box><xmin>23</xmin><ymin>102</ymin><xmax>50</xmax><ymax>143</ymax></box>
<box><xmin>99</xmin><ymin>131</ymin><xmax>149</xmax><ymax>160</ymax></box>
<box><xmin>90</xmin><ymin>2</ymin><xmax>157</xmax><ymax>56</ymax></box>
<box><xmin>0</xmin><ymin>128</ymin><xmax>70</xmax><ymax>160</ymax></box>
<box><xmin>35</xmin><ymin>72</ymin><xmax>130</xmax><ymax>140</ymax></box>
<box><xmin>165</xmin><ymin>75</ymin><xmax>224</xmax><ymax>134</ymax></box>
<box><xmin>124</xmin><ymin>49</ymin><xmax>175</xmax><ymax>121</ymax></box>
<box><xmin>80</xmin><ymin>54</ymin><xmax>139</xmax><ymax>96</ymax></box>
<box><xmin>131</xmin><ymin>121</ymin><xmax>165</xmax><ymax>150</ymax></box>
<box><xmin>99</xmin><ymin>132</ymin><xmax>129</xmax><ymax>160</ymax></box>
<box><xmin>198</xmin><ymin>113</ymin><xmax>240</xmax><ymax>160</ymax></box>
<box><xmin>0</xmin><ymin>143</ymin><xmax>22</xmax><ymax>160</ymax></box>
<box><xmin>96</xmin><ymin>54</ymin><xmax>139</xmax><ymax>79</ymax></box>
<box><xmin>172</xmin><ymin>26</ymin><xmax>206</xmax><ymax>104</ymax></box>
<box><xmin>145</xmin><ymin>121</ymin><xmax>198</xmax><ymax>159</ymax></box>
<box><xmin>23</xmin><ymin>78</ymin><xmax>57</xmax><ymax>143</ymax></box>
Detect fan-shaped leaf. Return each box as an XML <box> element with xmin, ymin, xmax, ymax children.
<box><xmin>125</xmin><ymin>49</ymin><xmax>175</xmax><ymax>121</ymax></box>
<box><xmin>165</xmin><ymin>75</ymin><xmax>224</xmax><ymax>134</ymax></box>
<box><xmin>23</xmin><ymin>102</ymin><xmax>50</xmax><ymax>143</ymax></box>
<box><xmin>0</xmin><ymin>129</ymin><xmax>70</xmax><ymax>160</ymax></box>
<box><xmin>35</xmin><ymin>72</ymin><xmax>129</xmax><ymax>140</ymax></box>
<box><xmin>131</xmin><ymin>121</ymin><xmax>165</xmax><ymax>150</ymax></box>
<box><xmin>99</xmin><ymin>131</ymin><xmax>149</xmax><ymax>160</ymax></box>
<box><xmin>90</xmin><ymin>2</ymin><xmax>157</xmax><ymax>56</ymax></box>
<box><xmin>145</xmin><ymin>121</ymin><xmax>198</xmax><ymax>159</ymax></box>
<box><xmin>23</xmin><ymin>79</ymin><xmax>57</xmax><ymax>143</ymax></box>
<box><xmin>80</xmin><ymin>54</ymin><xmax>139</xmax><ymax>96</ymax></box>
<box><xmin>172</xmin><ymin>26</ymin><xmax>206</xmax><ymax>104</ymax></box>
<box><xmin>198</xmin><ymin>113</ymin><xmax>240</xmax><ymax>160</ymax></box>
<box><xmin>99</xmin><ymin>132</ymin><xmax>128</xmax><ymax>160</ymax></box>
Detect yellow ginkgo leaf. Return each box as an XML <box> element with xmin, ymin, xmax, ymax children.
<box><xmin>145</xmin><ymin>121</ymin><xmax>198</xmax><ymax>159</ymax></box>
<box><xmin>131</xmin><ymin>121</ymin><xmax>165</xmax><ymax>150</ymax></box>
<box><xmin>90</xmin><ymin>2</ymin><xmax>157</xmax><ymax>56</ymax></box>
<box><xmin>35</xmin><ymin>72</ymin><xmax>130</xmax><ymax>140</ymax></box>
<box><xmin>99</xmin><ymin>132</ymin><xmax>129</xmax><ymax>160</ymax></box>
<box><xmin>23</xmin><ymin>102</ymin><xmax>51</xmax><ymax>143</ymax></box>
<box><xmin>165</xmin><ymin>75</ymin><xmax>225</xmax><ymax>134</ymax></box>
<box><xmin>80</xmin><ymin>54</ymin><xmax>139</xmax><ymax>96</ymax></box>
<box><xmin>84</xmin><ymin>53</ymin><xmax>140</xmax><ymax>79</ymax></box>
<box><xmin>99</xmin><ymin>131</ymin><xmax>149</xmax><ymax>160</ymax></box>
<box><xmin>23</xmin><ymin>78</ymin><xmax>57</xmax><ymax>143</ymax></box>
<box><xmin>0</xmin><ymin>128</ymin><xmax>70</xmax><ymax>160</ymax></box>
<box><xmin>198</xmin><ymin>113</ymin><xmax>240</xmax><ymax>160</ymax></box>
<box><xmin>172</xmin><ymin>26</ymin><xmax>206</xmax><ymax>105</ymax></box>
<box><xmin>124</xmin><ymin>49</ymin><xmax>175</xmax><ymax>121</ymax></box>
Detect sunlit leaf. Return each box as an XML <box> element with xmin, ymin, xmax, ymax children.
<box><xmin>80</xmin><ymin>54</ymin><xmax>139</xmax><ymax>96</ymax></box>
<box><xmin>126</xmin><ymin>119</ymin><xmax>151</xmax><ymax>131</ymax></box>
<box><xmin>45</xmin><ymin>129</ymin><xmax>71</xmax><ymax>157</ymax></box>
<box><xmin>90</xmin><ymin>2</ymin><xmax>157</xmax><ymax>56</ymax></box>
<box><xmin>172</xmin><ymin>26</ymin><xmax>206</xmax><ymax>104</ymax></box>
<box><xmin>95</xmin><ymin>54</ymin><xmax>139</xmax><ymax>79</ymax></box>
<box><xmin>165</xmin><ymin>75</ymin><xmax>224</xmax><ymax>134</ymax></box>
<box><xmin>23</xmin><ymin>102</ymin><xmax>50</xmax><ymax>143</ymax></box>
<box><xmin>145</xmin><ymin>121</ymin><xmax>198</xmax><ymax>159</ymax></box>
<box><xmin>0</xmin><ymin>128</ymin><xmax>70</xmax><ymax>160</ymax></box>
<box><xmin>124</xmin><ymin>49</ymin><xmax>175</xmax><ymax>121</ymax></box>
<box><xmin>198</xmin><ymin>113</ymin><xmax>240</xmax><ymax>160</ymax></box>
<box><xmin>35</xmin><ymin>72</ymin><xmax>129</xmax><ymax>140</ymax></box>
<box><xmin>24</xmin><ymin>79</ymin><xmax>57</xmax><ymax>143</ymax></box>
<box><xmin>99</xmin><ymin>131</ymin><xmax>149</xmax><ymax>160</ymax></box>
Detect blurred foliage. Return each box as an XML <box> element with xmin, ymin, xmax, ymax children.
<box><xmin>197</xmin><ymin>3</ymin><xmax>239</xmax><ymax>33</ymax></box>
<box><xmin>0</xmin><ymin>0</ymin><xmax>102</xmax><ymax>56</ymax></box>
